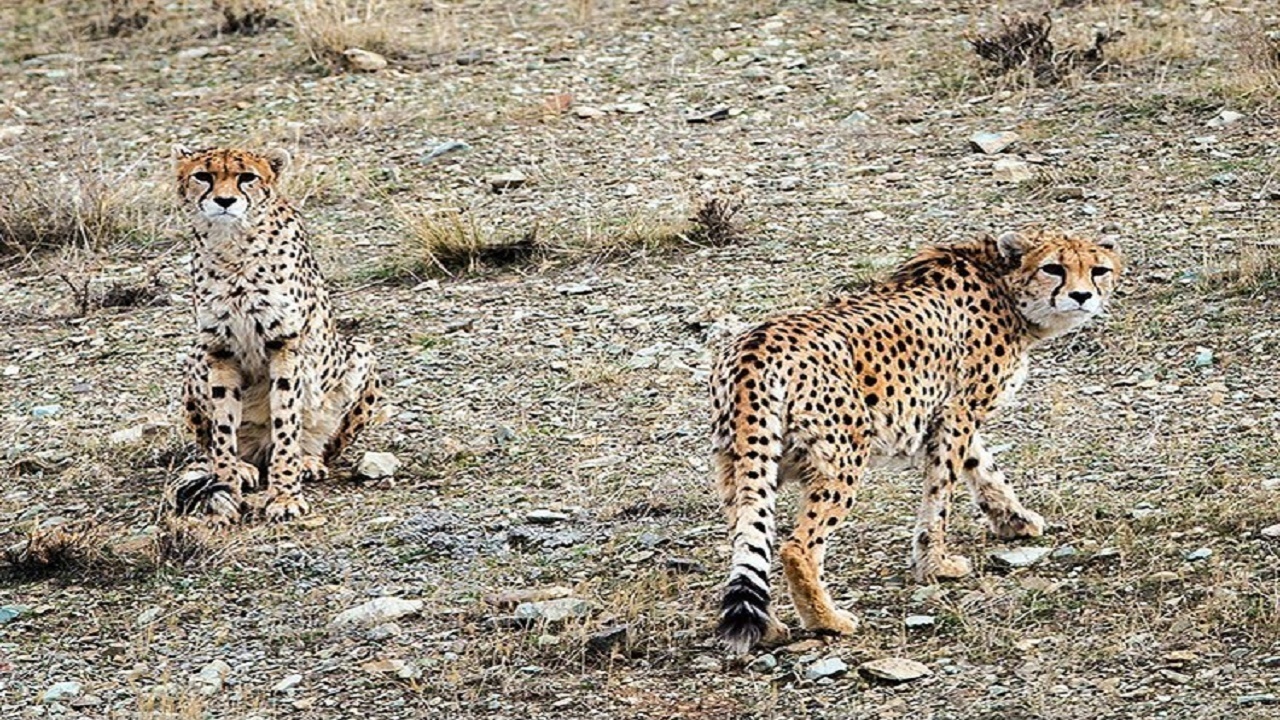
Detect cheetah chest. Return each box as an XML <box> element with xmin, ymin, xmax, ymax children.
<box><xmin>196</xmin><ymin>267</ymin><xmax>307</xmax><ymax>378</ymax></box>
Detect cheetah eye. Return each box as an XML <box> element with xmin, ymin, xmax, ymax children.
<box><xmin>238</xmin><ymin>172</ymin><xmax>259</xmax><ymax>184</ymax></box>
<box><xmin>1091</xmin><ymin>266</ymin><xmax>1112</xmax><ymax>277</ymax></box>
<box><xmin>1039</xmin><ymin>263</ymin><xmax>1066</xmax><ymax>277</ymax></box>
<box><xmin>192</xmin><ymin>172</ymin><xmax>213</xmax><ymax>184</ymax></box>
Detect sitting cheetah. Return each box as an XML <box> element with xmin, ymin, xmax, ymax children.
<box><xmin>167</xmin><ymin>146</ymin><xmax>380</xmax><ymax>523</ymax></box>
<box><xmin>712</xmin><ymin>228</ymin><xmax>1123</xmax><ymax>653</ymax></box>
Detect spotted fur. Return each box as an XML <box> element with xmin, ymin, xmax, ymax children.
<box><xmin>167</xmin><ymin>146</ymin><xmax>381</xmax><ymax>523</ymax></box>
<box><xmin>711</xmin><ymin>228</ymin><xmax>1123</xmax><ymax>653</ymax></box>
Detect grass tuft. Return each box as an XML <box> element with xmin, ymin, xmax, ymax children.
<box><xmin>686</xmin><ymin>195</ymin><xmax>747</xmax><ymax>248</ymax></box>
<box><xmin>970</xmin><ymin>13</ymin><xmax>1120</xmax><ymax>85</ymax></box>
<box><xmin>92</xmin><ymin>0</ymin><xmax>160</xmax><ymax>39</ymax></box>
<box><xmin>290</xmin><ymin>0</ymin><xmax>405</xmax><ymax>72</ymax></box>
<box><xmin>383</xmin><ymin>206</ymin><xmax>545</xmax><ymax>280</ymax></box>
<box><xmin>213</xmin><ymin>0</ymin><xmax>281</xmax><ymax>36</ymax></box>
<box><xmin>150</xmin><ymin>516</ymin><xmax>221</xmax><ymax>569</ymax></box>
<box><xmin>3</xmin><ymin>521</ymin><xmax>112</xmax><ymax>576</ymax></box>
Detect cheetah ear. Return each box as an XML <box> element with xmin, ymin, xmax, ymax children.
<box><xmin>172</xmin><ymin>144</ymin><xmax>195</xmax><ymax>163</ymax></box>
<box><xmin>1096</xmin><ymin>235</ymin><xmax>1121</xmax><ymax>252</ymax></box>
<box><xmin>263</xmin><ymin>148</ymin><xmax>291</xmax><ymax>178</ymax></box>
<box><xmin>996</xmin><ymin>230</ymin><xmax>1031</xmax><ymax>263</ymax></box>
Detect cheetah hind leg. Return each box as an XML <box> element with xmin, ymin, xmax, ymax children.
<box><xmin>323</xmin><ymin>340</ymin><xmax>381</xmax><ymax>465</ymax></box>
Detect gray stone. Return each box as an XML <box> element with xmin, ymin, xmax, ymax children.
<box><xmin>367</xmin><ymin>622</ymin><xmax>402</xmax><ymax>641</ymax></box>
<box><xmin>905</xmin><ymin>614</ymin><xmax>935</xmax><ymax>628</ymax></box>
<box><xmin>970</xmin><ymin>131</ymin><xmax>1019</xmax><ymax>154</ymax></box>
<box><xmin>990</xmin><ymin>546</ymin><xmax>1052</xmax><ymax>568</ymax></box>
<box><xmin>0</xmin><ymin>605</ymin><xmax>26</xmax><ymax>624</ymax></box>
<box><xmin>1051</xmin><ymin>545</ymin><xmax>1078</xmax><ymax>560</ymax></box>
<box><xmin>857</xmin><ymin>657</ymin><xmax>932</xmax><ymax>683</ymax></box>
<box><xmin>513</xmin><ymin>597</ymin><xmax>592</xmax><ymax>624</ymax></box>
<box><xmin>192</xmin><ymin>659</ymin><xmax>231</xmax><ymax>696</ymax></box>
<box><xmin>1238</xmin><ymin>694</ymin><xmax>1279</xmax><ymax>706</ymax></box>
<box><xmin>748</xmin><ymin>653</ymin><xmax>778</xmax><ymax>673</ymax></box>
<box><xmin>1207</xmin><ymin>110</ymin><xmax>1244</xmax><ymax>128</ymax></box>
<box><xmin>573</xmin><ymin>106</ymin><xmax>607</xmax><ymax>119</ymax></box>
<box><xmin>587</xmin><ymin>625</ymin><xmax>628</xmax><ymax>654</ymax></box>
<box><xmin>1185</xmin><ymin>547</ymin><xmax>1212</xmax><ymax>561</ymax></box>
<box><xmin>272</xmin><ymin>673</ymin><xmax>302</xmax><ymax>693</ymax></box>
<box><xmin>32</xmin><ymin>404</ymin><xmax>62</xmax><ymax>419</ymax></box>
<box><xmin>422</xmin><ymin>140</ymin><xmax>472</xmax><ymax>163</ymax></box>
<box><xmin>992</xmin><ymin>157</ymin><xmax>1032</xmax><ymax>183</ymax></box>
<box><xmin>1261</xmin><ymin>523</ymin><xmax>1280</xmax><ymax>539</ymax></box>
<box><xmin>690</xmin><ymin>655</ymin><xmax>721</xmax><ymax>672</ymax></box>
<box><xmin>356</xmin><ymin>451</ymin><xmax>400</xmax><ymax>479</ymax></box>
<box><xmin>329</xmin><ymin>597</ymin><xmax>423</xmax><ymax>629</ymax></box>
<box><xmin>42</xmin><ymin>681</ymin><xmax>83</xmax><ymax>703</ymax></box>
<box><xmin>342</xmin><ymin>48</ymin><xmax>387</xmax><ymax>71</ymax></box>
<box><xmin>555</xmin><ymin>283</ymin><xmax>595</xmax><ymax>295</ymax></box>
<box><xmin>526</xmin><ymin>509</ymin><xmax>570</xmax><ymax>524</ymax></box>
<box><xmin>488</xmin><ymin>170</ymin><xmax>527</xmax><ymax>191</ymax></box>
<box><xmin>805</xmin><ymin>656</ymin><xmax>849</xmax><ymax>681</ymax></box>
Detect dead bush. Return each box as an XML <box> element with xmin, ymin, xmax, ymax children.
<box><xmin>0</xmin><ymin>167</ymin><xmax>158</xmax><ymax>262</ymax></box>
<box><xmin>3</xmin><ymin>521</ymin><xmax>112</xmax><ymax>576</ymax></box>
<box><xmin>970</xmin><ymin>13</ymin><xmax>1120</xmax><ymax>84</ymax></box>
<box><xmin>92</xmin><ymin>0</ymin><xmax>161</xmax><ymax>39</ymax></box>
<box><xmin>291</xmin><ymin>0</ymin><xmax>405</xmax><ymax>71</ymax></box>
<box><xmin>214</xmin><ymin>0</ymin><xmax>282</xmax><ymax>35</ymax></box>
<box><xmin>686</xmin><ymin>196</ymin><xmax>746</xmax><ymax>247</ymax></box>
<box><xmin>384</xmin><ymin>206</ymin><xmax>544</xmax><ymax>279</ymax></box>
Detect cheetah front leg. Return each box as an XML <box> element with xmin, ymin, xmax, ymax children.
<box><xmin>322</xmin><ymin>338</ymin><xmax>380</xmax><ymax>464</ymax></box>
<box><xmin>962</xmin><ymin>433</ymin><xmax>1044</xmax><ymax>540</ymax></box>
<box><xmin>171</xmin><ymin>352</ymin><xmax>258</xmax><ymax>524</ymax></box>
<box><xmin>911</xmin><ymin>406</ymin><xmax>977</xmax><ymax>583</ymax></box>
<box><xmin>263</xmin><ymin>341</ymin><xmax>311</xmax><ymax>521</ymax></box>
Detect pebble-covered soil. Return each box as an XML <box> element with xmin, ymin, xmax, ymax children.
<box><xmin>2</xmin><ymin>1</ymin><xmax>1280</xmax><ymax>718</ymax></box>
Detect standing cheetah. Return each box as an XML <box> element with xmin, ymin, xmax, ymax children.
<box><xmin>711</xmin><ymin>228</ymin><xmax>1123</xmax><ymax>653</ymax></box>
<box><xmin>167</xmin><ymin>146</ymin><xmax>380</xmax><ymax>523</ymax></box>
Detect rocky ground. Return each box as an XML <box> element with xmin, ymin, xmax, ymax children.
<box><xmin>2</xmin><ymin>1</ymin><xmax>1280</xmax><ymax>718</ymax></box>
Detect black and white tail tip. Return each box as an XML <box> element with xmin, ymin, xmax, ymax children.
<box><xmin>717</xmin><ymin>575</ymin><xmax>771</xmax><ymax>654</ymax></box>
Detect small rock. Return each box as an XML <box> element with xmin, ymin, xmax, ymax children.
<box><xmin>191</xmin><ymin>660</ymin><xmax>231</xmax><ymax>696</ymax></box>
<box><xmin>0</xmin><ymin>125</ymin><xmax>26</xmax><ymax>142</ymax></box>
<box><xmin>342</xmin><ymin>48</ymin><xmax>387</xmax><ymax>72</ymax></box>
<box><xmin>614</xmin><ymin>102</ymin><xmax>648</xmax><ymax>114</ymax></box>
<box><xmin>690</xmin><ymin>655</ymin><xmax>721</xmax><ymax>672</ymax></box>
<box><xmin>663</xmin><ymin>557</ymin><xmax>706</xmax><ymax>574</ymax></box>
<box><xmin>1147</xmin><ymin>571</ymin><xmax>1180</xmax><ymax>583</ymax></box>
<box><xmin>587</xmin><ymin>625</ymin><xmax>628</xmax><ymax>654</ymax></box>
<box><xmin>573</xmin><ymin>106</ymin><xmax>607</xmax><ymax>119</ymax></box>
<box><xmin>857</xmin><ymin>657</ymin><xmax>932</xmax><ymax>683</ymax></box>
<box><xmin>0</xmin><ymin>605</ymin><xmax>26</xmax><ymax>624</ymax></box>
<box><xmin>1238</xmin><ymin>694</ymin><xmax>1279</xmax><ymax>706</ymax></box>
<box><xmin>356</xmin><ymin>451</ymin><xmax>400</xmax><ymax>479</ymax></box>
<box><xmin>1260</xmin><ymin>524</ymin><xmax>1280</xmax><ymax>539</ymax></box>
<box><xmin>367</xmin><ymin>622</ymin><xmax>402</xmax><ymax>641</ymax></box>
<box><xmin>970</xmin><ymin>130</ymin><xmax>1019</xmax><ymax>154</ymax></box>
<box><xmin>777</xmin><ymin>176</ymin><xmax>800</xmax><ymax>191</ymax></box>
<box><xmin>779</xmin><ymin>639</ymin><xmax>825</xmax><ymax>655</ymax></box>
<box><xmin>512</xmin><ymin>597</ymin><xmax>592</xmax><ymax>624</ymax></box>
<box><xmin>485</xmin><ymin>586</ymin><xmax>573</xmax><ymax>609</ymax></box>
<box><xmin>555</xmin><ymin>282</ymin><xmax>595</xmax><ymax>295</ymax></box>
<box><xmin>1207</xmin><ymin>110</ymin><xmax>1244</xmax><ymax>128</ymax></box>
<box><xmin>136</xmin><ymin>606</ymin><xmax>163</xmax><ymax>625</ymax></box>
<box><xmin>69</xmin><ymin>695</ymin><xmax>102</xmax><ymax>708</ymax></box>
<box><xmin>992</xmin><ymin>157</ymin><xmax>1033</xmax><ymax>183</ymax></box>
<box><xmin>329</xmin><ymin>597</ymin><xmax>423</xmax><ymax>629</ymax></box>
<box><xmin>176</xmin><ymin>46</ymin><xmax>212</xmax><ymax>60</ymax></box>
<box><xmin>1051</xmin><ymin>545</ymin><xmax>1077</xmax><ymax>560</ymax></box>
<box><xmin>42</xmin><ymin>681</ymin><xmax>83</xmax><ymax>703</ymax></box>
<box><xmin>805</xmin><ymin>656</ymin><xmax>849</xmax><ymax>681</ymax></box>
<box><xmin>841</xmin><ymin>110</ymin><xmax>873</xmax><ymax>128</ymax></box>
<box><xmin>272</xmin><ymin>674</ymin><xmax>302</xmax><ymax>693</ymax></box>
<box><xmin>1193</xmin><ymin>347</ymin><xmax>1214</xmax><ymax>367</ymax></box>
<box><xmin>1184</xmin><ymin>547</ymin><xmax>1212</xmax><ymax>562</ymax></box>
<box><xmin>864</xmin><ymin>210</ymin><xmax>887</xmax><ymax>221</ymax></box>
<box><xmin>756</xmin><ymin>84</ymin><xmax>792</xmax><ymax>99</ymax></box>
<box><xmin>526</xmin><ymin>509</ymin><xmax>570</xmax><ymax>524</ymax></box>
<box><xmin>1052</xmin><ymin>185</ymin><xmax>1085</xmax><ymax>200</ymax></box>
<box><xmin>488</xmin><ymin>170</ymin><xmax>527</xmax><ymax>192</ymax></box>
<box><xmin>32</xmin><ymin>404</ymin><xmax>62</xmax><ymax>419</ymax></box>
<box><xmin>685</xmin><ymin>106</ymin><xmax>731</xmax><ymax>124</ymax></box>
<box><xmin>905</xmin><ymin>614</ymin><xmax>935</xmax><ymax>628</ymax></box>
<box><xmin>989</xmin><ymin>546</ymin><xmax>1052</xmax><ymax>568</ymax></box>
<box><xmin>422</xmin><ymin>140</ymin><xmax>472</xmax><ymax>163</ymax></box>
<box><xmin>493</xmin><ymin>425</ymin><xmax>518</xmax><ymax>444</ymax></box>
<box><xmin>1159</xmin><ymin>668</ymin><xmax>1191</xmax><ymax>684</ymax></box>
<box><xmin>361</xmin><ymin>658</ymin><xmax>406</xmax><ymax>675</ymax></box>
<box><xmin>748</xmin><ymin>653</ymin><xmax>778</xmax><ymax>673</ymax></box>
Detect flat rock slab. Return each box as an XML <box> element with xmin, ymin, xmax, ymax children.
<box><xmin>970</xmin><ymin>130</ymin><xmax>1019</xmax><ymax>154</ymax></box>
<box><xmin>990</xmin><ymin>546</ymin><xmax>1053</xmax><ymax>568</ymax></box>
<box><xmin>804</xmin><ymin>656</ymin><xmax>848</xmax><ymax>680</ymax></box>
<box><xmin>329</xmin><ymin>597</ymin><xmax>423</xmax><ymax>629</ymax></box>
<box><xmin>857</xmin><ymin>657</ymin><xmax>932</xmax><ymax>683</ymax></box>
<box><xmin>512</xmin><ymin>597</ymin><xmax>592</xmax><ymax>623</ymax></box>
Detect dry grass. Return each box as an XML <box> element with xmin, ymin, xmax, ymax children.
<box><xmin>2</xmin><ymin>520</ymin><xmax>114</xmax><ymax>576</ymax></box>
<box><xmin>290</xmin><ymin>0</ymin><xmax>408</xmax><ymax>71</ymax></box>
<box><xmin>686</xmin><ymin>196</ymin><xmax>747</xmax><ymax>248</ymax></box>
<box><xmin>213</xmin><ymin>0</ymin><xmax>281</xmax><ymax>36</ymax></box>
<box><xmin>382</xmin><ymin>204</ymin><xmax>545</xmax><ymax>280</ymax></box>
<box><xmin>0</xmin><ymin>163</ymin><xmax>163</xmax><ymax>263</ymax></box>
<box><xmin>149</xmin><ymin>516</ymin><xmax>223</xmax><ymax>569</ymax></box>
<box><xmin>90</xmin><ymin>0</ymin><xmax>160</xmax><ymax>39</ymax></box>
<box><xmin>969</xmin><ymin>12</ymin><xmax>1121</xmax><ymax>85</ymax></box>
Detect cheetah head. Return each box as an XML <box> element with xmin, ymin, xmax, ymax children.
<box><xmin>998</xmin><ymin>228</ymin><xmax>1124</xmax><ymax>339</ymax></box>
<box><xmin>173</xmin><ymin>146</ymin><xmax>290</xmax><ymax>226</ymax></box>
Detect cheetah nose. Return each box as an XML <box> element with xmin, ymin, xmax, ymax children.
<box><xmin>213</xmin><ymin>197</ymin><xmax>236</xmax><ymax>208</ymax></box>
<box><xmin>1067</xmin><ymin>290</ymin><xmax>1092</xmax><ymax>305</ymax></box>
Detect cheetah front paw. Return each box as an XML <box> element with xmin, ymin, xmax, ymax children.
<box><xmin>299</xmin><ymin>456</ymin><xmax>329</xmax><ymax>484</ymax></box>
<box><xmin>263</xmin><ymin>491</ymin><xmax>311</xmax><ymax>522</ymax></box>
<box><xmin>989</xmin><ymin>508</ymin><xmax>1045</xmax><ymax>540</ymax></box>
<box><xmin>166</xmin><ymin>470</ymin><xmax>246</xmax><ymax>525</ymax></box>
<box><xmin>913</xmin><ymin>553</ymin><xmax>973</xmax><ymax>583</ymax></box>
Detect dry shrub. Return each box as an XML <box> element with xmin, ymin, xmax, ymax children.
<box><xmin>3</xmin><ymin>521</ymin><xmax>112</xmax><ymax>576</ymax></box>
<box><xmin>970</xmin><ymin>13</ymin><xmax>1120</xmax><ymax>84</ymax></box>
<box><xmin>0</xmin><ymin>165</ymin><xmax>159</xmax><ymax>262</ymax></box>
<box><xmin>150</xmin><ymin>516</ymin><xmax>221</xmax><ymax>569</ymax></box>
<box><xmin>386</xmin><ymin>206</ymin><xmax>544</xmax><ymax>279</ymax></box>
<box><xmin>91</xmin><ymin>0</ymin><xmax>161</xmax><ymax>39</ymax></box>
<box><xmin>291</xmin><ymin>0</ymin><xmax>405</xmax><ymax>71</ymax></box>
<box><xmin>686</xmin><ymin>195</ymin><xmax>746</xmax><ymax>247</ymax></box>
<box><xmin>214</xmin><ymin>0</ymin><xmax>281</xmax><ymax>35</ymax></box>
